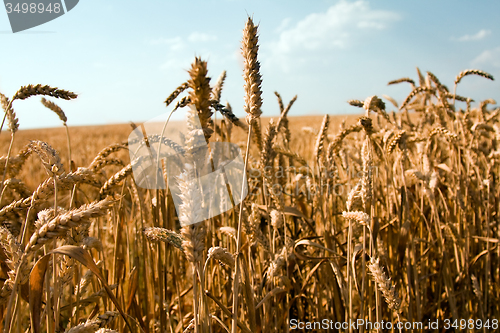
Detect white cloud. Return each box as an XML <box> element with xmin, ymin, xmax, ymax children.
<box><xmin>454</xmin><ymin>29</ymin><xmax>491</xmax><ymax>42</ymax></box>
<box><xmin>472</xmin><ymin>46</ymin><xmax>500</xmax><ymax>68</ymax></box>
<box><xmin>275</xmin><ymin>18</ymin><xmax>291</xmax><ymax>33</ymax></box>
<box><xmin>187</xmin><ymin>32</ymin><xmax>217</xmax><ymax>43</ymax></box>
<box><xmin>148</xmin><ymin>32</ymin><xmax>217</xmax><ymax>54</ymax></box>
<box><xmin>149</xmin><ymin>36</ymin><xmax>184</xmax><ymax>51</ymax></box>
<box><xmin>266</xmin><ymin>0</ymin><xmax>400</xmax><ymax>72</ymax></box>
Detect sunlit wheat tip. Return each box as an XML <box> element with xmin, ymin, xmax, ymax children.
<box><xmin>342</xmin><ymin>211</ymin><xmax>370</xmax><ymax>225</ymax></box>
<box><xmin>28</xmin><ymin>140</ymin><xmax>64</xmax><ymax>176</ymax></box>
<box><xmin>207</xmin><ymin>246</ymin><xmax>235</xmax><ymax>268</ymax></box>
<box><xmin>13</xmin><ymin>84</ymin><xmax>77</xmax><ymax>101</ymax></box>
<box><xmin>387</xmin><ymin>77</ymin><xmax>415</xmax><ymax>87</ymax></box>
<box><xmin>0</xmin><ymin>93</ymin><xmax>19</xmax><ymax>133</ymax></box>
<box><xmin>455</xmin><ymin>69</ymin><xmax>494</xmax><ymax>85</ymax></box>
<box><xmin>348</xmin><ymin>99</ymin><xmax>364</xmax><ymax>108</ymax></box>
<box><xmin>164</xmin><ymin>82</ymin><xmax>189</xmax><ymax>107</ymax></box>
<box><xmin>41</xmin><ymin>97</ymin><xmax>67</xmax><ymax>124</ymax></box>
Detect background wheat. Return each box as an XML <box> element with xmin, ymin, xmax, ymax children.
<box><xmin>0</xmin><ymin>17</ymin><xmax>499</xmax><ymax>333</ymax></box>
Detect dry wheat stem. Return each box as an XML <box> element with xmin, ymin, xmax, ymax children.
<box><xmin>231</xmin><ymin>121</ymin><xmax>253</xmax><ymax>333</ymax></box>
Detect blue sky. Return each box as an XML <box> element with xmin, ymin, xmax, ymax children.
<box><xmin>1</xmin><ymin>0</ymin><xmax>499</xmax><ymax>129</ymax></box>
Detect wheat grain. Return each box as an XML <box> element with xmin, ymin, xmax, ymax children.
<box><xmin>426</xmin><ymin>71</ymin><xmax>449</xmax><ymax>92</ymax></box>
<box><xmin>26</xmin><ymin>197</ymin><xmax>114</xmax><ymax>253</ymax></box>
<box><xmin>242</xmin><ymin>17</ymin><xmax>263</xmax><ymax>121</ymax></box>
<box><xmin>342</xmin><ymin>211</ymin><xmax>370</xmax><ymax>225</ymax></box>
<box><xmin>165</xmin><ymin>82</ymin><xmax>189</xmax><ymax>107</ymax></box>
<box><xmin>207</xmin><ymin>246</ymin><xmax>235</xmax><ymax>268</ymax></box>
<box><xmin>429</xmin><ymin>127</ymin><xmax>458</xmax><ymax>141</ymax></box>
<box><xmin>348</xmin><ymin>99</ymin><xmax>364</xmax><ymax>108</ymax></box>
<box><xmin>177</xmin><ymin>168</ymin><xmax>205</xmax><ymax>263</ymax></box>
<box><xmin>28</xmin><ymin>140</ymin><xmax>64</xmax><ymax>176</ymax></box>
<box><xmin>367</xmin><ymin>257</ymin><xmax>401</xmax><ymax>313</ymax></box>
<box><xmin>327</xmin><ymin>124</ymin><xmax>363</xmax><ymax>157</ymax></box>
<box><xmin>400</xmin><ymin>87</ymin><xmax>435</xmax><ymax>110</ymax></box>
<box><xmin>363</xmin><ymin>95</ymin><xmax>385</xmax><ymax>114</ymax></box>
<box><xmin>12</xmin><ymin>84</ymin><xmax>77</xmax><ymax>101</ymax></box>
<box><xmin>387</xmin><ymin>77</ymin><xmax>416</xmax><ymax>87</ymax></box>
<box><xmin>455</xmin><ymin>69</ymin><xmax>494</xmax><ymax>85</ymax></box>
<box><xmin>314</xmin><ymin>114</ymin><xmax>329</xmax><ymax>162</ymax></box>
<box><xmin>386</xmin><ymin>130</ymin><xmax>406</xmax><ymax>154</ymax></box>
<box><xmin>212</xmin><ymin>70</ymin><xmax>227</xmax><ymax>103</ymax></box>
<box><xmin>187</xmin><ymin>57</ymin><xmax>213</xmax><ymax>141</ymax></box>
<box><xmin>41</xmin><ymin>97</ymin><xmax>67</xmax><ymax>124</ymax></box>
<box><xmin>0</xmin><ymin>93</ymin><xmax>19</xmax><ymax>133</ymax></box>
<box><xmin>144</xmin><ymin>227</ymin><xmax>184</xmax><ymax>251</ymax></box>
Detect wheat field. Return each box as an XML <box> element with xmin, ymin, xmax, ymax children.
<box><xmin>0</xmin><ymin>17</ymin><xmax>499</xmax><ymax>333</ymax></box>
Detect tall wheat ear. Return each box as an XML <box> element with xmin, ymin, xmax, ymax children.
<box><xmin>367</xmin><ymin>257</ymin><xmax>402</xmax><ymax>314</ymax></box>
<box><xmin>242</xmin><ymin>16</ymin><xmax>264</xmax><ymax>151</ymax></box>
<box><xmin>188</xmin><ymin>57</ymin><xmax>213</xmax><ymax>141</ymax></box>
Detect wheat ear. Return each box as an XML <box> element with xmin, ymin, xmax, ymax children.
<box><xmin>242</xmin><ymin>16</ymin><xmax>263</xmax><ymax>151</ymax></box>
<box><xmin>26</xmin><ymin>197</ymin><xmax>114</xmax><ymax>253</ymax></box>
<box><xmin>144</xmin><ymin>227</ymin><xmax>184</xmax><ymax>251</ymax></box>
<box><xmin>212</xmin><ymin>70</ymin><xmax>227</xmax><ymax>103</ymax></box>
<box><xmin>387</xmin><ymin>77</ymin><xmax>416</xmax><ymax>88</ymax></box>
<box><xmin>455</xmin><ymin>69</ymin><xmax>494</xmax><ymax>85</ymax></box>
<box><xmin>453</xmin><ymin>69</ymin><xmax>494</xmax><ymax>105</ymax></box>
<box><xmin>367</xmin><ymin>257</ymin><xmax>401</xmax><ymax>313</ymax></box>
<box><xmin>314</xmin><ymin>114</ymin><xmax>330</xmax><ymax>162</ymax></box>
<box><xmin>165</xmin><ymin>82</ymin><xmax>189</xmax><ymax>107</ymax></box>
<box><xmin>188</xmin><ymin>57</ymin><xmax>213</xmax><ymax>140</ymax></box>
<box><xmin>0</xmin><ymin>93</ymin><xmax>19</xmax><ymax>133</ymax></box>
<box><xmin>0</xmin><ymin>94</ymin><xmax>20</xmax><ymax>206</ymax></box>
<box><xmin>400</xmin><ymin>87</ymin><xmax>435</xmax><ymax>110</ymax></box>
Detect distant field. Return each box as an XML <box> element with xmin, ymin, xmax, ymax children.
<box><xmin>0</xmin><ymin>114</ymin><xmax>362</xmax><ymax>187</ymax></box>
